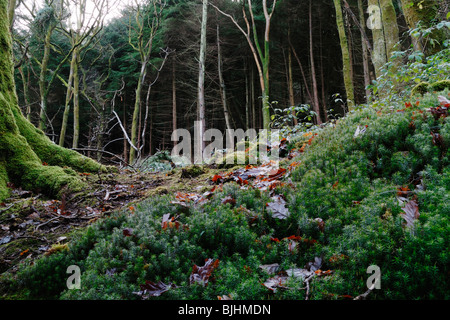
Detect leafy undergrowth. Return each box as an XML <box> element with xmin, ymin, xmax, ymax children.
<box><xmin>1</xmin><ymin>91</ymin><xmax>450</xmax><ymax>300</ymax></box>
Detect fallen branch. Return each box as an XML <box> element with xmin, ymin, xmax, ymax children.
<box><xmin>71</xmin><ymin>147</ymin><xmax>127</xmax><ymax>165</ymax></box>
<box><xmin>304</xmin><ymin>274</ymin><xmax>315</xmax><ymax>300</ymax></box>
<box><xmin>354</xmin><ymin>288</ymin><xmax>372</xmax><ymax>300</ymax></box>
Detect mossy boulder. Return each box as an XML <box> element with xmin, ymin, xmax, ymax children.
<box><xmin>430</xmin><ymin>80</ymin><xmax>450</xmax><ymax>92</ymax></box>
<box><xmin>411</xmin><ymin>82</ymin><xmax>430</xmax><ymax>96</ymax></box>
<box><xmin>411</xmin><ymin>80</ymin><xmax>450</xmax><ymax>97</ymax></box>
<box><xmin>180</xmin><ymin>165</ymin><xmax>205</xmax><ymax>178</ymax></box>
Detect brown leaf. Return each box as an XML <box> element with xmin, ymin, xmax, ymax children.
<box><xmin>161</xmin><ymin>214</ymin><xmax>181</xmax><ymax>230</ymax></box>
<box><xmin>305</xmin><ymin>256</ymin><xmax>323</xmax><ymax>272</ymax></box>
<box><xmin>123</xmin><ymin>228</ymin><xmax>134</xmax><ymax>237</ymax></box>
<box><xmin>438</xmin><ymin>95</ymin><xmax>450</xmax><ymax>107</ymax></box>
<box><xmin>189</xmin><ymin>258</ymin><xmax>220</xmax><ymax>286</ymax></box>
<box><xmin>266</xmin><ymin>195</ymin><xmax>290</xmax><ymax>219</ymax></box>
<box><xmin>315</xmin><ymin>218</ymin><xmax>325</xmax><ymax>232</ymax></box>
<box><xmin>397</xmin><ymin>186</ymin><xmax>410</xmax><ymax>197</ymax></box>
<box><xmin>400</xmin><ymin>199</ymin><xmax>420</xmax><ymax>229</ymax></box>
<box><xmin>221</xmin><ymin>196</ymin><xmax>236</xmax><ymax>207</ymax></box>
<box><xmin>133</xmin><ymin>280</ymin><xmax>176</xmax><ymax>299</ymax></box>
<box><xmin>259</xmin><ymin>263</ymin><xmax>280</xmax><ymax>275</ymax></box>
<box><xmin>262</xmin><ymin>275</ymin><xmax>288</xmax><ymax>292</ymax></box>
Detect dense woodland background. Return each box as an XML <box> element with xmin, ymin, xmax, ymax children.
<box><xmin>10</xmin><ymin>0</ymin><xmax>449</xmax><ymax>165</ymax></box>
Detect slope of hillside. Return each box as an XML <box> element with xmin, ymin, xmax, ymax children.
<box><xmin>2</xmin><ymin>87</ymin><xmax>448</xmax><ymax>300</ymax></box>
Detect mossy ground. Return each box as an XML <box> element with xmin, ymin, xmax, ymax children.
<box><xmin>0</xmin><ymin>164</ymin><xmax>224</xmax><ymax>279</ymax></box>
<box><xmin>2</xmin><ymin>90</ymin><xmax>449</xmax><ymax>300</ymax></box>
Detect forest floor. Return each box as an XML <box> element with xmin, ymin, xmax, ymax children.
<box><xmin>0</xmin><ymin>163</ymin><xmax>226</xmax><ymax>275</ymax></box>
<box><xmin>1</xmin><ymin>90</ymin><xmax>449</xmax><ymax>300</ymax></box>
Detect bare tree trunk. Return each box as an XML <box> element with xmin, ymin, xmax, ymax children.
<box><xmin>196</xmin><ymin>0</ymin><xmax>208</xmax><ymax>163</ymax></box>
<box><xmin>123</xmin><ymin>97</ymin><xmax>128</xmax><ymax>164</ymax></box>
<box><xmin>251</xmin><ymin>62</ymin><xmax>256</xmax><ymax>129</ymax></box>
<box><xmin>309</xmin><ymin>1</ymin><xmax>322</xmax><ymax>124</ymax></box>
<box><xmin>358</xmin><ymin>0</ymin><xmax>371</xmax><ymax>101</ymax></box>
<box><xmin>38</xmin><ymin>28</ymin><xmax>53</xmax><ymax>131</ymax></box>
<box><xmin>128</xmin><ymin>0</ymin><xmax>165</xmax><ymax>164</ymax></box>
<box><xmin>318</xmin><ymin>15</ymin><xmax>328</xmax><ymax>122</ymax></box>
<box><xmin>59</xmin><ymin>49</ymin><xmax>76</xmax><ymax>146</ymax></box>
<box><xmin>380</xmin><ymin>0</ymin><xmax>400</xmax><ymax>61</ymax></box>
<box><xmin>289</xmin><ymin>35</ymin><xmax>314</xmax><ymax>111</ymax></box>
<box><xmin>245</xmin><ymin>59</ymin><xmax>250</xmax><ymax>130</ymax></box>
<box><xmin>211</xmin><ymin>0</ymin><xmax>278</xmax><ymax>130</ymax></box>
<box><xmin>172</xmin><ymin>60</ymin><xmax>177</xmax><ymax>147</ymax></box>
<box><xmin>287</xmin><ymin>38</ymin><xmax>297</xmax><ymax>125</ymax></box>
<box><xmin>72</xmin><ymin>47</ymin><xmax>80</xmax><ymax>149</ymax></box>
<box><xmin>217</xmin><ymin>23</ymin><xmax>233</xmax><ymax>135</ymax></box>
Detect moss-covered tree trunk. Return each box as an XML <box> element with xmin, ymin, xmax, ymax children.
<box><xmin>59</xmin><ymin>47</ymin><xmax>77</xmax><ymax>147</ymax></box>
<box><xmin>380</xmin><ymin>0</ymin><xmax>399</xmax><ymax>62</ymax></box>
<box><xmin>0</xmin><ymin>0</ymin><xmax>107</xmax><ymax>201</ymax></box>
<box><xmin>333</xmin><ymin>0</ymin><xmax>355</xmax><ymax>110</ymax></box>
<box><xmin>38</xmin><ymin>26</ymin><xmax>54</xmax><ymax>131</ymax></box>
<box><xmin>369</xmin><ymin>0</ymin><xmax>400</xmax><ymax>79</ymax></box>
<box><xmin>399</xmin><ymin>0</ymin><xmax>444</xmax><ymax>55</ymax></box>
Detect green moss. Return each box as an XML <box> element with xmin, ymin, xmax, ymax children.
<box><xmin>0</xmin><ymin>0</ymin><xmax>109</xmax><ymax>202</ymax></box>
<box><xmin>411</xmin><ymin>80</ymin><xmax>450</xmax><ymax>97</ymax></box>
<box><xmin>411</xmin><ymin>82</ymin><xmax>430</xmax><ymax>96</ymax></box>
<box><xmin>430</xmin><ymin>80</ymin><xmax>450</xmax><ymax>92</ymax></box>
<box><xmin>0</xmin><ymin>159</ymin><xmax>8</xmax><ymax>200</ymax></box>
<box><xmin>180</xmin><ymin>165</ymin><xmax>205</xmax><ymax>178</ymax></box>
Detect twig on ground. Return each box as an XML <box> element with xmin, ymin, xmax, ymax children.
<box><xmin>354</xmin><ymin>288</ymin><xmax>372</xmax><ymax>300</ymax></box>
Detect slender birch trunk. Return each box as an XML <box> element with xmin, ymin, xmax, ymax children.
<box><xmin>309</xmin><ymin>1</ymin><xmax>322</xmax><ymax>124</ymax></box>
<box><xmin>172</xmin><ymin>60</ymin><xmax>177</xmax><ymax>147</ymax></box>
<box><xmin>59</xmin><ymin>49</ymin><xmax>76</xmax><ymax>146</ymax></box>
<box><xmin>38</xmin><ymin>28</ymin><xmax>53</xmax><ymax>131</ymax></box>
<box><xmin>217</xmin><ymin>23</ymin><xmax>232</xmax><ymax>135</ymax></box>
<box><xmin>196</xmin><ymin>0</ymin><xmax>208</xmax><ymax>163</ymax></box>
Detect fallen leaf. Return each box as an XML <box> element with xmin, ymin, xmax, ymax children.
<box><xmin>397</xmin><ymin>186</ymin><xmax>410</xmax><ymax>197</ymax></box>
<box><xmin>221</xmin><ymin>196</ymin><xmax>236</xmax><ymax>207</ymax></box>
<box><xmin>353</xmin><ymin>125</ymin><xmax>367</xmax><ymax>138</ymax></box>
<box><xmin>315</xmin><ymin>218</ymin><xmax>325</xmax><ymax>232</ymax></box>
<box><xmin>259</xmin><ymin>263</ymin><xmax>280</xmax><ymax>275</ymax></box>
<box><xmin>0</xmin><ymin>236</ymin><xmax>12</xmax><ymax>245</ymax></box>
<box><xmin>262</xmin><ymin>275</ymin><xmax>288</xmax><ymax>292</ymax></box>
<box><xmin>266</xmin><ymin>195</ymin><xmax>290</xmax><ymax>219</ymax></box>
<box><xmin>438</xmin><ymin>95</ymin><xmax>450</xmax><ymax>107</ymax></box>
<box><xmin>123</xmin><ymin>228</ymin><xmax>134</xmax><ymax>237</ymax></box>
<box><xmin>305</xmin><ymin>256</ymin><xmax>323</xmax><ymax>272</ymax></box>
<box><xmin>400</xmin><ymin>199</ymin><xmax>420</xmax><ymax>229</ymax></box>
<box><xmin>285</xmin><ymin>268</ymin><xmax>314</xmax><ymax>280</ymax></box>
<box><xmin>133</xmin><ymin>280</ymin><xmax>176</xmax><ymax>299</ymax></box>
<box><xmin>189</xmin><ymin>258</ymin><xmax>220</xmax><ymax>287</ymax></box>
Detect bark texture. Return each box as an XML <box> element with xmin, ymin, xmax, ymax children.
<box><xmin>333</xmin><ymin>0</ymin><xmax>355</xmax><ymax>109</ymax></box>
